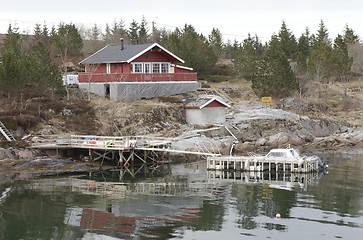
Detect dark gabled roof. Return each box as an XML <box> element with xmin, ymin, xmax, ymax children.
<box><xmin>183</xmin><ymin>96</ymin><xmax>231</xmax><ymax>109</ymax></box>
<box><xmin>79</xmin><ymin>43</ymin><xmax>184</xmax><ymax>65</ymax></box>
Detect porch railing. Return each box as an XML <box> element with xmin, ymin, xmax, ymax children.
<box><xmin>78</xmin><ymin>73</ymin><xmax>198</xmax><ymax>83</ymax></box>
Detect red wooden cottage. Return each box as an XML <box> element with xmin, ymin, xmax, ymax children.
<box><xmin>78</xmin><ymin>40</ymin><xmax>199</xmax><ymax>100</ymax></box>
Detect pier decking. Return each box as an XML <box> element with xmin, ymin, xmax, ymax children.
<box><xmin>31</xmin><ymin>134</ymin><xmax>221</xmax><ymax>177</ymax></box>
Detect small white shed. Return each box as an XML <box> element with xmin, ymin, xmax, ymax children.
<box><xmin>184</xmin><ymin>96</ymin><xmax>231</xmax><ymax>125</ymax></box>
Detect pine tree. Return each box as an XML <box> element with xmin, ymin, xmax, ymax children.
<box><xmin>296</xmin><ymin>28</ymin><xmax>312</xmax><ymax>71</ymax></box>
<box><xmin>104</xmin><ymin>23</ymin><xmax>112</xmax><ymax>44</ymax></box>
<box><xmin>315</xmin><ymin>20</ymin><xmax>330</xmax><ymax>44</ymax></box>
<box><xmin>235</xmin><ymin>34</ymin><xmax>263</xmax><ymax>80</ymax></box>
<box><xmin>343</xmin><ymin>24</ymin><xmax>360</xmax><ymax>44</ymax></box>
<box><xmin>91</xmin><ymin>24</ymin><xmax>101</xmax><ymax>41</ymax></box>
<box><xmin>331</xmin><ymin>34</ymin><xmax>352</xmax><ymax>81</ymax></box>
<box><xmin>307</xmin><ymin>20</ymin><xmax>333</xmax><ymax>82</ymax></box>
<box><xmin>33</xmin><ymin>23</ymin><xmax>50</xmax><ymax>49</ymax></box>
<box><xmin>208</xmin><ymin>28</ymin><xmax>224</xmax><ymax>59</ymax></box>
<box><xmin>128</xmin><ymin>20</ymin><xmax>139</xmax><ymax>45</ymax></box>
<box><xmin>50</xmin><ymin>23</ymin><xmax>83</xmax><ymax>65</ymax></box>
<box><xmin>0</xmin><ymin>25</ymin><xmax>26</xmax><ymax>94</ymax></box>
<box><xmin>251</xmin><ymin>35</ymin><xmax>298</xmax><ymax>98</ymax></box>
<box><xmin>138</xmin><ymin>16</ymin><xmax>149</xmax><ymax>44</ymax></box>
<box><xmin>161</xmin><ymin>24</ymin><xmax>217</xmax><ymax>77</ymax></box>
<box><xmin>110</xmin><ymin>20</ymin><xmax>128</xmax><ymax>44</ymax></box>
<box><xmin>278</xmin><ymin>20</ymin><xmax>298</xmax><ymax>60</ymax></box>
<box><xmin>25</xmin><ymin>41</ymin><xmax>62</xmax><ymax>91</ymax></box>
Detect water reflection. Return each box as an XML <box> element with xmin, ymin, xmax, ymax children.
<box><xmin>19</xmin><ymin>176</ymin><xmax>227</xmax><ymax>239</ymax></box>
<box><xmin>207</xmin><ymin>170</ymin><xmax>325</xmax><ymax>191</ymax></box>
<box><xmin>0</xmin><ymin>154</ymin><xmax>363</xmax><ymax>239</ymax></box>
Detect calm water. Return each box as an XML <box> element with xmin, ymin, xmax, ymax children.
<box><xmin>0</xmin><ymin>153</ymin><xmax>362</xmax><ymax>240</ymax></box>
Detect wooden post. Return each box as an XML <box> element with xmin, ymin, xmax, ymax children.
<box><xmin>144</xmin><ymin>150</ymin><xmax>148</xmax><ymax>175</ymax></box>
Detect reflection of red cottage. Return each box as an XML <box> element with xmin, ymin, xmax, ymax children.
<box><xmin>78</xmin><ymin>40</ymin><xmax>199</xmax><ymax>100</ymax></box>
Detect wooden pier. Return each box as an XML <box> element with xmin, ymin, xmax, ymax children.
<box><xmin>31</xmin><ymin>134</ymin><xmax>221</xmax><ymax>177</ymax></box>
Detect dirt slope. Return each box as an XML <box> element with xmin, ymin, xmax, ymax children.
<box><xmin>1</xmin><ymin>78</ymin><xmax>362</xmax><ymax>143</ymax></box>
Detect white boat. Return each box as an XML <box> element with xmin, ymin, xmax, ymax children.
<box><xmin>207</xmin><ymin>147</ymin><xmax>328</xmax><ymax>173</ymax></box>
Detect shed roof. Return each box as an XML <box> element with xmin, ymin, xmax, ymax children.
<box><xmin>183</xmin><ymin>96</ymin><xmax>231</xmax><ymax>109</ymax></box>
<box><xmin>79</xmin><ymin>43</ymin><xmax>184</xmax><ymax>65</ymax></box>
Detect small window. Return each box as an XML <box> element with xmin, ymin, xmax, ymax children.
<box><xmin>152</xmin><ymin>63</ymin><xmax>160</xmax><ymax>73</ymax></box>
<box><xmin>161</xmin><ymin>63</ymin><xmax>169</xmax><ymax>73</ymax></box>
<box><xmin>132</xmin><ymin>63</ymin><xmax>143</xmax><ymax>73</ymax></box>
<box><xmin>106</xmin><ymin>63</ymin><xmax>111</xmax><ymax>74</ymax></box>
<box><xmin>144</xmin><ymin>63</ymin><xmax>151</xmax><ymax>73</ymax></box>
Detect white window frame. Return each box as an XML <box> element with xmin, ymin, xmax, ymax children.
<box><xmin>130</xmin><ymin>62</ymin><xmax>170</xmax><ymax>74</ymax></box>
<box><xmin>161</xmin><ymin>63</ymin><xmax>169</xmax><ymax>73</ymax></box>
<box><xmin>144</xmin><ymin>63</ymin><xmax>151</xmax><ymax>73</ymax></box>
<box><xmin>132</xmin><ymin>63</ymin><xmax>143</xmax><ymax>73</ymax></box>
<box><xmin>106</xmin><ymin>63</ymin><xmax>111</xmax><ymax>74</ymax></box>
<box><xmin>152</xmin><ymin>63</ymin><xmax>160</xmax><ymax>73</ymax></box>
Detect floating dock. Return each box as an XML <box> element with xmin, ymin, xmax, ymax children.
<box><xmin>207</xmin><ymin>148</ymin><xmax>327</xmax><ymax>173</ymax></box>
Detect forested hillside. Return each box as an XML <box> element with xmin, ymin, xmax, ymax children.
<box><xmin>0</xmin><ymin>18</ymin><xmax>363</xmax><ymax>138</ymax></box>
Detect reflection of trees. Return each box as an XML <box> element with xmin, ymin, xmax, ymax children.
<box><xmin>309</xmin><ymin>155</ymin><xmax>363</xmax><ymax>217</ymax></box>
<box><xmin>232</xmin><ymin>184</ymin><xmax>260</xmax><ymax>229</ymax></box>
<box><xmin>231</xmin><ymin>183</ymin><xmax>296</xmax><ymax>231</ymax></box>
<box><xmin>271</xmin><ymin>189</ymin><xmax>296</xmax><ymax>218</ymax></box>
<box><xmin>194</xmin><ymin>199</ymin><xmax>225</xmax><ymax>231</ymax></box>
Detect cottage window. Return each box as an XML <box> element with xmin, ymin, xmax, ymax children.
<box><xmin>132</xmin><ymin>63</ymin><xmax>143</xmax><ymax>73</ymax></box>
<box><xmin>161</xmin><ymin>63</ymin><xmax>169</xmax><ymax>73</ymax></box>
<box><xmin>144</xmin><ymin>63</ymin><xmax>151</xmax><ymax>73</ymax></box>
<box><xmin>152</xmin><ymin>63</ymin><xmax>160</xmax><ymax>73</ymax></box>
<box><xmin>106</xmin><ymin>63</ymin><xmax>111</xmax><ymax>74</ymax></box>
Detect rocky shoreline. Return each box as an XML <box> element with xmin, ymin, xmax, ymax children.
<box><xmin>1</xmin><ymin>102</ymin><xmax>363</xmax><ymax>180</ymax></box>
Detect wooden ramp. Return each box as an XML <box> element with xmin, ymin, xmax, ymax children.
<box><xmin>0</xmin><ymin>121</ymin><xmax>16</xmax><ymax>141</ymax></box>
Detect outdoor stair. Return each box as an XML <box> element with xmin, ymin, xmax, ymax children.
<box><xmin>0</xmin><ymin>121</ymin><xmax>16</xmax><ymax>141</ymax></box>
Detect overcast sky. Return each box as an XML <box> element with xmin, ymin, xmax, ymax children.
<box><xmin>1</xmin><ymin>0</ymin><xmax>363</xmax><ymax>42</ymax></box>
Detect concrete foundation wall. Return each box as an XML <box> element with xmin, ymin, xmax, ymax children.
<box><xmin>81</xmin><ymin>81</ymin><xmax>199</xmax><ymax>100</ymax></box>
<box><xmin>79</xmin><ymin>83</ymin><xmax>107</xmax><ymax>97</ymax></box>
<box><xmin>111</xmin><ymin>81</ymin><xmax>199</xmax><ymax>100</ymax></box>
<box><xmin>186</xmin><ymin>107</ymin><xmax>227</xmax><ymax>125</ymax></box>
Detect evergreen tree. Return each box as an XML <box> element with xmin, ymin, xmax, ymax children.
<box><xmin>138</xmin><ymin>16</ymin><xmax>149</xmax><ymax>44</ymax></box>
<box><xmin>296</xmin><ymin>28</ymin><xmax>312</xmax><ymax>71</ymax></box>
<box><xmin>315</xmin><ymin>20</ymin><xmax>330</xmax><ymax>44</ymax></box>
<box><xmin>343</xmin><ymin>24</ymin><xmax>360</xmax><ymax>44</ymax></box>
<box><xmin>235</xmin><ymin>34</ymin><xmax>263</xmax><ymax>80</ymax></box>
<box><xmin>103</xmin><ymin>20</ymin><xmax>128</xmax><ymax>44</ymax></box>
<box><xmin>307</xmin><ymin>20</ymin><xmax>333</xmax><ymax>82</ymax></box>
<box><xmin>161</xmin><ymin>24</ymin><xmax>217</xmax><ymax>77</ymax></box>
<box><xmin>33</xmin><ymin>23</ymin><xmax>50</xmax><ymax>49</ymax></box>
<box><xmin>50</xmin><ymin>23</ymin><xmax>83</xmax><ymax>72</ymax></box>
<box><xmin>278</xmin><ymin>20</ymin><xmax>298</xmax><ymax>60</ymax></box>
<box><xmin>331</xmin><ymin>34</ymin><xmax>352</xmax><ymax>81</ymax></box>
<box><xmin>91</xmin><ymin>24</ymin><xmax>101</xmax><ymax>41</ymax></box>
<box><xmin>112</xmin><ymin>20</ymin><xmax>128</xmax><ymax>44</ymax></box>
<box><xmin>128</xmin><ymin>20</ymin><xmax>139</xmax><ymax>44</ymax></box>
<box><xmin>104</xmin><ymin>23</ymin><xmax>112</xmax><ymax>44</ymax></box>
<box><xmin>0</xmin><ymin>25</ymin><xmax>26</xmax><ymax>94</ymax></box>
<box><xmin>25</xmin><ymin>41</ymin><xmax>62</xmax><ymax>91</ymax></box>
<box><xmin>251</xmin><ymin>35</ymin><xmax>298</xmax><ymax>98</ymax></box>
<box><xmin>208</xmin><ymin>28</ymin><xmax>224</xmax><ymax>59</ymax></box>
